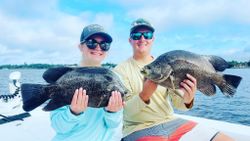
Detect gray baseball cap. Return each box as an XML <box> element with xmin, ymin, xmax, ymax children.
<box><xmin>130</xmin><ymin>18</ymin><xmax>155</xmax><ymax>33</ymax></box>
<box><xmin>80</xmin><ymin>24</ymin><xmax>112</xmax><ymax>43</ymax></box>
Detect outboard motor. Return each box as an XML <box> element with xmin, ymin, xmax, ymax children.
<box><xmin>0</xmin><ymin>71</ymin><xmax>22</xmax><ymax>114</ymax></box>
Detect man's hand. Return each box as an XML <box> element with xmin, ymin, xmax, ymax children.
<box><xmin>180</xmin><ymin>74</ymin><xmax>197</xmax><ymax>104</ymax></box>
<box><xmin>139</xmin><ymin>79</ymin><xmax>158</xmax><ymax>103</ymax></box>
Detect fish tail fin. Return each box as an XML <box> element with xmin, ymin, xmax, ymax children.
<box><xmin>21</xmin><ymin>83</ymin><xmax>50</xmax><ymax>112</ymax></box>
<box><xmin>218</xmin><ymin>74</ymin><xmax>242</xmax><ymax>97</ymax></box>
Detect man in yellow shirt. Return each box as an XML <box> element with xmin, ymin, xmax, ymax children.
<box><xmin>114</xmin><ymin>18</ymin><xmax>234</xmax><ymax>141</ymax></box>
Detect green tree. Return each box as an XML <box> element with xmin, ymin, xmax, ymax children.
<box><xmin>102</xmin><ymin>62</ymin><xmax>117</xmax><ymax>69</ymax></box>
<box><xmin>228</xmin><ymin>60</ymin><xmax>238</xmax><ymax>68</ymax></box>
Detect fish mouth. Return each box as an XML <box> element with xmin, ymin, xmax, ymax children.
<box><xmin>141</xmin><ymin>68</ymin><xmax>166</xmax><ymax>83</ymax></box>
<box><xmin>154</xmin><ymin>74</ymin><xmax>167</xmax><ymax>83</ymax></box>
<box><xmin>141</xmin><ymin>68</ymin><xmax>148</xmax><ymax>76</ymax></box>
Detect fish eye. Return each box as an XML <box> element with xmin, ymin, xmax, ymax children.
<box><xmin>104</xmin><ymin>76</ymin><xmax>113</xmax><ymax>81</ymax></box>
<box><xmin>146</xmin><ymin>66</ymin><xmax>152</xmax><ymax>70</ymax></box>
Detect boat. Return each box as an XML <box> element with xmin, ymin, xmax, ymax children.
<box><xmin>0</xmin><ymin>72</ymin><xmax>249</xmax><ymax>141</ymax></box>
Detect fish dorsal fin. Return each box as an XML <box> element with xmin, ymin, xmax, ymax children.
<box><xmin>199</xmin><ymin>84</ymin><xmax>216</xmax><ymax>96</ymax></box>
<box><xmin>43</xmin><ymin>67</ymin><xmax>73</xmax><ymax>83</ymax></box>
<box><xmin>204</xmin><ymin>55</ymin><xmax>229</xmax><ymax>72</ymax></box>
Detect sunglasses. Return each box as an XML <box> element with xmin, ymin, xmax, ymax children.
<box><xmin>82</xmin><ymin>39</ymin><xmax>111</xmax><ymax>51</ymax></box>
<box><xmin>130</xmin><ymin>32</ymin><xmax>153</xmax><ymax>40</ymax></box>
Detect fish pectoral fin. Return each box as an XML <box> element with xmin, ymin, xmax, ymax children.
<box><xmin>199</xmin><ymin>84</ymin><xmax>216</xmax><ymax>96</ymax></box>
<box><xmin>43</xmin><ymin>99</ymin><xmax>64</xmax><ymax>111</ymax></box>
<box><xmin>42</xmin><ymin>67</ymin><xmax>73</xmax><ymax>83</ymax></box>
<box><xmin>97</xmin><ymin>96</ymin><xmax>105</xmax><ymax>107</ymax></box>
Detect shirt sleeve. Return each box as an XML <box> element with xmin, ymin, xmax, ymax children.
<box><xmin>113</xmin><ymin>65</ymin><xmax>148</xmax><ymax>117</ymax></box>
<box><xmin>124</xmin><ymin>94</ymin><xmax>148</xmax><ymax>117</ymax></box>
<box><xmin>50</xmin><ymin>106</ymin><xmax>85</xmax><ymax>134</ymax></box>
<box><xmin>103</xmin><ymin>109</ymin><xmax>123</xmax><ymax>128</ymax></box>
<box><xmin>168</xmin><ymin>89</ymin><xmax>193</xmax><ymax>111</ymax></box>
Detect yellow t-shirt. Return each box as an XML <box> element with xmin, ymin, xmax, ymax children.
<box><xmin>114</xmin><ymin>57</ymin><xmax>190</xmax><ymax>137</ymax></box>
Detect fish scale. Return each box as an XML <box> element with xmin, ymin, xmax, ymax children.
<box><xmin>21</xmin><ymin>67</ymin><xmax>128</xmax><ymax>112</ymax></box>
<box><xmin>141</xmin><ymin>50</ymin><xmax>242</xmax><ymax>97</ymax></box>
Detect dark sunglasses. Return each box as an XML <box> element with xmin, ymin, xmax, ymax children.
<box><xmin>130</xmin><ymin>32</ymin><xmax>153</xmax><ymax>40</ymax></box>
<box><xmin>82</xmin><ymin>39</ymin><xmax>111</xmax><ymax>51</ymax></box>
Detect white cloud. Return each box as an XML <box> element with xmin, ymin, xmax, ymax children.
<box><xmin>1</xmin><ymin>0</ymin><xmax>250</xmax><ymax>65</ymax></box>
<box><xmin>223</xmin><ymin>49</ymin><xmax>250</xmax><ymax>61</ymax></box>
<box><xmin>224</xmin><ymin>48</ymin><xmax>243</xmax><ymax>56</ymax></box>
<box><xmin>92</xmin><ymin>13</ymin><xmax>114</xmax><ymax>29</ymax></box>
<box><xmin>0</xmin><ymin>44</ymin><xmax>22</xmax><ymax>55</ymax></box>
<box><xmin>0</xmin><ymin>0</ymin><xmax>115</xmax><ymax>65</ymax></box>
<box><xmin>0</xmin><ymin>0</ymin><xmax>58</xmax><ymax>18</ymax></box>
<box><xmin>117</xmin><ymin>0</ymin><xmax>250</xmax><ymax>31</ymax></box>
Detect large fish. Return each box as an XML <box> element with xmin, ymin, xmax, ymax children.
<box><xmin>21</xmin><ymin>67</ymin><xmax>128</xmax><ymax>112</ymax></box>
<box><xmin>141</xmin><ymin>50</ymin><xmax>242</xmax><ymax>97</ymax></box>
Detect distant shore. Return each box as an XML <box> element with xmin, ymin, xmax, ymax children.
<box><xmin>0</xmin><ymin>63</ymin><xmax>117</xmax><ymax>69</ymax></box>
<box><xmin>0</xmin><ymin>61</ymin><xmax>249</xmax><ymax>69</ymax></box>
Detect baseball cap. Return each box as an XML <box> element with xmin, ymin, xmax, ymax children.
<box><xmin>80</xmin><ymin>24</ymin><xmax>112</xmax><ymax>43</ymax></box>
<box><xmin>130</xmin><ymin>18</ymin><xmax>155</xmax><ymax>33</ymax></box>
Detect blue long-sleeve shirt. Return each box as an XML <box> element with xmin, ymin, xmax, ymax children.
<box><xmin>50</xmin><ymin>106</ymin><xmax>122</xmax><ymax>141</ymax></box>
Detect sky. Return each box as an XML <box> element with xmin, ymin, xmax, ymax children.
<box><xmin>0</xmin><ymin>0</ymin><xmax>250</xmax><ymax>65</ymax></box>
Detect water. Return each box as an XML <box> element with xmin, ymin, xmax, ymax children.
<box><xmin>175</xmin><ymin>68</ymin><xmax>250</xmax><ymax>126</ymax></box>
<box><xmin>0</xmin><ymin>69</ymin><xmax>250</xmax><ymax>126</ymax></box>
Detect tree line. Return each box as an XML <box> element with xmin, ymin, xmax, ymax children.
<box><xmin>0</xmin><ymin>63</ymin><xmax>117</xmax><ymax>69</ymax></box>
<box><xmin>228</xmin><ymin>61</ymin><xmax>250</xmax><ymax>68</ymax></box>
<box><xmin>0</xmin><ymin>61</ymin><xmax>249</xmax><ymax>69</ymax></box>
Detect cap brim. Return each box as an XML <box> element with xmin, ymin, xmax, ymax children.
<box><xmin>85</xmin><ymin>32</ymin><xmax>112</xmax><ymax>43</ymax></box>
<box><xmin>130</xmin><ymin>25</ymin><xmax>155</xmax><ymax>33</ymax></box>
